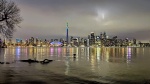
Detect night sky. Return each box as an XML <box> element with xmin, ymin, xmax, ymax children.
<box><xmin>12</xmin><ymin>0</ymin><xmax>150</xmax><ymax>42</ymax></box>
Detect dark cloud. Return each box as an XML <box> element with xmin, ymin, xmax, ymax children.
<box><xmin>11</xmin><ymin>0</ymin><xmax>150</xmax><ymax>42</ymax></box>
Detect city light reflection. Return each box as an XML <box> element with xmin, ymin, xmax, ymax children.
<box><xmin>105</xmin><ymin>48</ymin><xmax>109</xmax><ymax>62</ymax></box>
<box><xmin>75</xmin><ymin>47</ymin><xmax>79</xmax><ymax>61</ymax></box>
<box><xmin>57</xmin><ymin>47</ymin><xmax>61</xmax><ymax>56</ymax></box>
<box><xmin>50</xmin><ymin>47</ymin><xmax>54</xmax><ymax>56</ymax></box>
<box><xmin>16</xmin><ymin>47</ymin><xmax>21</xmax><ymax>60</ymax></box>
<box><xmin>127</xmin><ymin>47</ymin><xmax>131</xmax><ymax>63</ymax></box>
<box><xmin>0</xmin><ymin>47</ymin><xmax>139</xmax><ymax>65</ymax></box>
<box><xmin>90</xmin><ymin>48</ymin><xmax>96</xmax><ymax>72</ymax></box>
<box><xmin>96</xmin><ymin>47</ymin><xmax>101</xmax><ymax>61</ymax></box>
<box><xmin>87</xmin><ymin>47</ymin><xmax>90</xmax><ymax>61</ymax></box>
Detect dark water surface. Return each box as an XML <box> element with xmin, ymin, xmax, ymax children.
<box><xmin>0</xmin><ymin>47</ymin><xmax>150</xmax><ymax>84</ymax></box>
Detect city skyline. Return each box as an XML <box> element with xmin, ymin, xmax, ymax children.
<box><xmin>11</xmin><ymin>0</ymin><xmax>150</xmax><ymax>42</ymax></box>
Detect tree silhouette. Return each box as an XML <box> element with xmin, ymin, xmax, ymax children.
<box><xmin>0</xmin><ymin>0</ymin><xmax>22</xmax><ymax>38</ymax></box>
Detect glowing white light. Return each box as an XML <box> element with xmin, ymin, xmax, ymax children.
<box><xmin>95</xmin><ymin>10</ymin><xmax>105</xmax><ymax>21</ymax></box>
<box><xmin>102</xmin><ymin>13</ymin><xmax>105</xmax><ymax>19</ymax></box>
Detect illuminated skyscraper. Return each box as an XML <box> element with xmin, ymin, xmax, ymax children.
<box><xmin>66</xmin><ymin>22</ymin><xmax>69</xmax><ymax>45</ymax></box>
<box><xmin>90</xmin><ymin>32</ymin><xmax>95</xmax><ymax>45</ymax></box>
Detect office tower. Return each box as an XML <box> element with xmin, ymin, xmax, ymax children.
<box><xmin>90</xmin><ymin>32</ymin><xmax>95</xmax><ymax>45</ymax></box>
<box><xmin>133</xmin><ymin>39</ymin><xmax>136</xmax><ymax>45</ymax></box>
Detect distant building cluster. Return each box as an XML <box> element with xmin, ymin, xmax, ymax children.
<box><xmin>0</xmin><ymin>31</ymin><xmax>150</xmax><ymax>48</ymax></box>
<box><xmin>6</xmin><ymin>37</ymin><xmax>65</xmax><ymax>47</ymax></box>
<box><xmin>0</xmin><ymin>23</ymin><xmax>150</xmax><ymax>48</ymax></box>
<box><xmin>68</xmin><ymin>32</ymin><xmax>150</xmax><ymax>47</ymax></box>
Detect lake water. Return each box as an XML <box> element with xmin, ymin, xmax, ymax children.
<box><xmin>0</xmin><ymin>47</ymin><xmax>150</xmax><ymax>84</ymax></box>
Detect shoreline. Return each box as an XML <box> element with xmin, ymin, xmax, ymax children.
<box><xmin>4</xmin><ymin>46</ymin><xmax>148</xmax><ymax>48</ymax></box>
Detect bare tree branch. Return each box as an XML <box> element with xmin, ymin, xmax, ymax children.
<box><xmin>0</xmin><ymin>0</ymin><xmax>22</xmax><ymax>38</ymax></box>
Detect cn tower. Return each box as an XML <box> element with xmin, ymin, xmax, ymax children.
<box><xmin>66</xmin><ymin>22</ymin><xmax>69</xmax><ymax>45</ymax></box>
